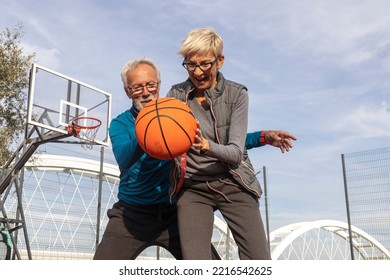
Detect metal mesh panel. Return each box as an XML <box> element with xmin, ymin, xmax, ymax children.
<box><xmin>342</xmin><ymin>147</ymin><xmax>390</xmax><ymax>259</ymax></box>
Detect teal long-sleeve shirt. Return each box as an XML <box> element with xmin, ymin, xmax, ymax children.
<box><xmin>245</xmin><ymin>131</ymin><xmax>263</xmax><ymax>150</ymax></box>
<box><xmin>109</xmin><ymin>109</ymin><xmax>172</xmax><ymax>205</ymax></box>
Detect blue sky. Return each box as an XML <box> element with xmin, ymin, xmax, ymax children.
<box><xmin>2</xmin><ymin>0</ymin><xmax>390</xmax><ymax>230</ymax></box>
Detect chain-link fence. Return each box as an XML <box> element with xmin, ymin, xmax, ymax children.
<box><xmin>342</xmin><ymin>147</ymin><xmax>390</xmax><ymax>259</ymax></box>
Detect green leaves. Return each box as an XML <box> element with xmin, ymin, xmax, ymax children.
<box><xmin>0</xmin><ymin>23</ymin><xmax>35</xmax><ymax>166</ymax></box>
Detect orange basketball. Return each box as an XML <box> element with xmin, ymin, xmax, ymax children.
<box><xmin>135</xmin><ymin>97</ymin><xmax>197</xmax><ymax>160</ymax></box>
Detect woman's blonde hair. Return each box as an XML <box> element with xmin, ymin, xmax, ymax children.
<box><xmin>178</xmin><ymin>27</ymin><xmax>223</xmax><ymax>58</ymax></box>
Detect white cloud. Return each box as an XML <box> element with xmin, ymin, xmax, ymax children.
<box><xmin>22</xmin><ymin>42</ymin><xmax>61</xmax><ymax>70</ymax></box>
<box><xmin>28</xmin><ymin>18</ymin><xmax>57</xmax><ymax>46</ymax></box>
<box><xmin>333</xmin><ymin>103</ymin><xmax>390</xmax><ymax>138</ymax></box>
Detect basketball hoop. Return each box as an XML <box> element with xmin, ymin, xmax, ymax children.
<box><xmin>68</xmin><ymin>116</ymin><xmax>102</xmax><ymax>149</ymax></box>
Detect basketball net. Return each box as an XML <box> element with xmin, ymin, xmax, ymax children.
<box><xmin>68</xmin><ymin>116</ymin><xmax>102</xmax><ymax>150</ymax></box>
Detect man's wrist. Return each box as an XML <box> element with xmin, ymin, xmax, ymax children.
<box><xmin>260</xmin><ymin>131</ymin><xmax>268</xmax><ymax>145</ymax></box>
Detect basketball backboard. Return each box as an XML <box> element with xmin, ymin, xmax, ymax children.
<box><xmin>26</xmin><ymin>63</ymin><xmax>112</xmax><ymax>147</ymax></box>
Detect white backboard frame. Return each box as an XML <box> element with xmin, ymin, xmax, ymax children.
<box><xmin>27</xmin><ymin>63</ymin><xmax>112</xmax><ymax>146</ymax></box>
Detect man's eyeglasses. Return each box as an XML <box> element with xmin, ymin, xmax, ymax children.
<box><xmin>128</xmin><ymin>81</ymin><xmax>160</xmax><ymax>97</ymax></box>
<box><xmin>182</xmin><ymin>56</ymin><xmax>220</xmax><ymax>72</ymax></box>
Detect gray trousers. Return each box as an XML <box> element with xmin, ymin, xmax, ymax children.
<box><xmin>177</xmin><ymin>177</ymin><xmax>271</xmax><ymax>260</ymax></box>
<box><xmin>93</xmin><ymin>201</ymin><xmax>182</xmax><ymax>260</ymax></box>
<box><xmin>93</xmin><ymin>200</ymin><xmax>220</xmax><ymax>260</ymax></box>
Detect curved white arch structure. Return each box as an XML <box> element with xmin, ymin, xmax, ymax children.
<box><xmin>270</xmin><ymin>220</ymin><xmax>390</xmax><ymax>260</ymax></box>
<box><xmin>25</xmin><ymin>154</ymin><xmax>119</xmax><ymax>184</ymax></box>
